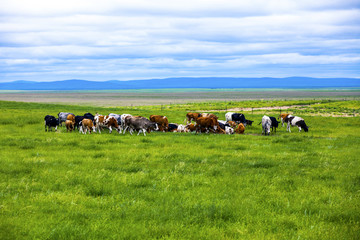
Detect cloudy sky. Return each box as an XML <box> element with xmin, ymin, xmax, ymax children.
<box><xmin>1</xmin><ymin>0</ymin><xmax>359</xmax><ymax>82</ymax></box>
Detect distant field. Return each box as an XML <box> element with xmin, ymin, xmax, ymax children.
<box><xmin>1</xmin><ymin>99</ymin><xmax>360</xmax><ymax>239</ymax></box>
<box><xmin>0</xmin><ymin>88</ymin><xmax>359</xmax><ymax>106</ymax></box>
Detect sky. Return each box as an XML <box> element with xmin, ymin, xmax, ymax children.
<box><xmin>0</xmin><ymin>0</ymin><xmax>360</xmax><ymax>82</ymax></box>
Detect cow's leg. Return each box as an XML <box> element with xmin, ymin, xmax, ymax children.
<box><xmin>298</xmin><ymin>126</ymin><xmax>301</xmax><ymax>132</ymax></box>
<box><xmin>109</xmin><ymin>126</ymin><xmax>112</xmax><ymax>134</ymax></box>
<box><xmin>287</xmin><ymin>123</ymin><xmax>291</xmax><ymax>132</ymax></box>
<box><xmin>123</xmin><ymin>126</ymin><xmax>128</xmax><ymax>134</ymax></box>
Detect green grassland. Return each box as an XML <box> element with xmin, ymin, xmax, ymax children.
<box><xmin>1</xmin><ymin>100</ymin><xmax>360</xmax><ymax>239</ymax></box>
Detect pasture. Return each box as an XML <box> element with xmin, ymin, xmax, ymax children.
<box><xmin>1</xmin><ymin>99</ymin><xmax>360</xmax><ymax>239</ymax></box>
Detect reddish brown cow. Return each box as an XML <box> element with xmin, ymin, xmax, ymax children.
<box><xmin>185</xmin><ymin>123</ymin><xmax>196</xmax><ymax>132</ymax></box>
<box><xmin>186</xmin><ymin>112</ymin><xmax>201</xmax><ymax>124</ymax></box>
<box><xmin>81</xmin><ymin>119</ymin><xmax>95</xmax><ymax>134</ymax></box>
<box><xmin>65</xmin><ymin>120</ymin><xmax>74</xmax><ymax>132</ymax></box>
<box><xmin>201</xmin><ymin>113</ymin><xmax>218</xmax><ymax>120</ymax></box>
<box><xmin>227</xmin><ymin>121</ymin><xmax>237</xmax><ymax>128</ymax></box>
<box><xmin>66</xmin><ymin>114</ymin><xmax>75</xmax><ymax>123</ymax></box>
<box><xmin>149</xmin><ymin>115</ymin><xmax>169</xmax><ymax>132</ymax></box>
<box><xmin>235</xmin><ymin>123</ymin><xmax>245</xmax><ymax>134</ymax></box>
<box><xmin>195</xmin><ymin>117</ymin><xmax>219</xmax><ymax>133</ymax></box>
<box><xmin>104</xmin><ymin>116</ymin><xmax>122</xmax><ymax>133</ymax></box>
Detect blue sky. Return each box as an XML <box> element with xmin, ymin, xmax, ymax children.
<box><xmin>0</xmin><ymin>0</ymin><xmax>359</xmax><ymax>82</ymax></box>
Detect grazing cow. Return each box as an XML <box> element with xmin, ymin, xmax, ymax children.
<box><xmin>201</xmin><ymin>113</ymin><xmax>218</xmax><ymax>120</ymax></box>
<box><xmin>58</xmin><ymin>112</ymin><xmax>74</xmax><ymax>126</ymax></box>
<box><xmin>66</xmin><ymin>114</ymin><xmax>75</xmax><ymax>123</ymax></box>
<box><xmin>168</xmin><ymin>123</ymin><xmax>178</xmax><ymax>132</ymax></box>
<box><xmin>218</xmin><ymin>120</ymin><xmax>230</xmax><ymax>130</ymax></box>
<box><xmin>286</xmin><ymin>116</ymin><xmax>309</xmax><ymax>132</ymax></box>
<box><xmin>227</xmin><ymin>121</ymin><xmax>237</xmax><ymax>128</ymax></box>
<box><xmin>269</xmin><ymin>117</ymin><xmax>280</xmax><ymax>133</ymax></box>
<box><xmin>185</xmin><ymin>123</ymin><xmax>196</xmax><ymax>132</ymax></box>
<box><xmin>109</xmin><ymin>113</ymin><xmax>121</xmax><ymax>125</ymax></box>
<box><xmin>104</xmin><ymin>116</ymin><xmax>122</xmax><ymax>134</ymax></box>
<box><xmin>279</xmin><ymin>113</ymin><xmax>290</xmax><ymax>127</ymax></box>
<box><xmin>177</xmin><ymin>124</ymin><xmax>188</xmax><ymax>132</ymax></box>
<box><xmin>225</xmin><ymin>112</ymin><xmax>247</xmax><ymax>125</ymax></box>
<box><xmin>44</xmin><ymin>115</ymin><xmax>59</xmax><ymax>132</ymax></box>
<box><xmin>235</xmin><ymin>123</ymin><xmax>245</xmax><ymax>134</ymax></box>
<box><xmin>149</xmin><ymin>115</ymin><xmax>169</xmax><ymax>132</ymax></box>
<box><xmin>225</xmin><ymin>126</ymin><xmax>234</xmax><ymax>135</ymax></box>
<box><xmin>186</xmin><ymin>112</ymin><xmax>201</xmax><ymax>124</ymax></box>
<box><xmin>123</xmin><ymin>116</ymin><xmax>159</xmax><ymax>136</ymax></box>
<box><xmin>262</xmin><ymin>115</ymin><xmax>272</xmax><ymax>136</ymax></box>
<box><xmin>245</xmin><ymin>120</ymin><xmax>254</xmax><ymax>126</ymax></box>
<box><xmin>195</xmin><ymin>117</ymin><xmax>218</xmax><ymax>133</ymax></box>
<box><xmin>80</xmin><ymin>119</ymin><xmax>96</xmax><ymax>134</ymax></box>
<box><xmin>75</xmin><ymin>116</ymin><xmax>85</xmax><ymax>130</ymax></box>
<box><xmin>65</xmin><ymin>120</ymin><xmax>75</xmax><ymax>132</ymax></box>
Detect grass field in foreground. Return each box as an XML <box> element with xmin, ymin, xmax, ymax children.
<box><xmin>0</xmin><ymin>100</ymin><xmax>359</xmax><ymax>239</ymax></box>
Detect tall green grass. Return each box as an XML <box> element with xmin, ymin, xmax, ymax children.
<box><xmin>0</xmin><ymin>100</ymin><xmax>359</xmax><ymax>239</ymax></box>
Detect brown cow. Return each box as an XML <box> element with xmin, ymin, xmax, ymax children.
<box><xmin>66</xmin><ymin>114</ymin><xmax>75</xmax><ymax>123</ymax></box>
<box><xmin>227</xmin><ymin>121</ymin><xmax>237</xmax><ymax>128</ymax></box>
<box><xmin>149</xmin><ymin>115</ymin><xmax>169</xmax><ymax>132</ymax></box>
<box><xmin>195</xmin><ymin>117</ymin><xmax>219</xmax><ymax>133</ymax></box>
<box><xmin>185</xmin><ymin>123</ymin><xmax>196</xmax><ymax>132</ymax></box>
<box><xmin>201</xmin><ymin>113</ymin><xmax>218</xmax><ymax>120</ymax></box>
<box><xmin>235</xmin><ymin>123</ymin><xmax>245</xmax><ymax>134</ymax></box>
<box><xmin>186</xmin><ymin>112</ymin><xmax>201</xmax><ymax>124</ymax></box>
<box><xmin>65</xmin><ymin>120</ymin><xmax>74</xmax><ymax>132</ymax></box>
<box><xmin>104</xmin><ymin>116</ymin><xmax>122</xmax><ymax>134</ymax></box>
<box><xmin>80</xmin><ymin>119</ymin><xmax>95</xmax><ymax>134</ymax></box>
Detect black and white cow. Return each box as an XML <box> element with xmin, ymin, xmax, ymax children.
<box><xmin>168</xmin><ymin>123</ymin><xmax>179</xmax><ymax>132</ymax></box>
<box><xmin>123</xmin><ymin>116</ymin><xmax>159</xmax><ymax>136</ymax></box>
<box><xmin>261</xmin><ymin>115</ymin><xmax>271</xmax><ymax>136</ymax></box>
<box><xmin>225</xmin><ymin>112</ymin><xmax>247</xmax><ymax>125</ymax></box>
<box><xmin>218</xmin><ymin>120</ymin><xmax>231</xmax><ymax>130</ymax></box>
<box><xmin>58</xmin><ymin>112</ymin><xmax>75</xmax><ymax>126</ymax></box>
<box><xmin>44</xmin><ymin>115</ymin><xmax>59</xmax><ymax>131</ymax></box>
<box><xmin>286</xmin><ymin>116</ymin><xmax>309</xmax><ymax>132</ymax></box>
<box><xmin>269</xmin><ymin>116</ymin><xmax>280</xmax><ymax>133</ymax></box>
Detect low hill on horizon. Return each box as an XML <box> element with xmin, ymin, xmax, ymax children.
<box><xmin>1</xmin><ymin>77</ymin><xmax>359</xmax><ymax>90</ymax></box>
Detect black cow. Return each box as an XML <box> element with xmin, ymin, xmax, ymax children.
<box><xmin>168</xmin><ymin>123</ymin><xmax>178</xmax><ymax>132</ymax></box>
<box><xmin>44</xmin><ymin>115</ymin><xmax>59</xmax><ymax>131</ymax></box>
<box><xmin>269</xmin><ymin>116</ymin><xmax>280</xmax><ymax>133</ymax></box>
<box><xmin>84</xmin><ymin>113</ymin><xmax>95</xmax><ymax>122</ymax></box>
<box><xmin>75</xmin><ymin>115</ymin><xmax>85</xmax><ymax>130</ymax></box>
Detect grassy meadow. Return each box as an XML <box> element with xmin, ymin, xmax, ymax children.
<box><xmin>1</xmin><ymin>99</ymin><xmax>360</xmax><ymax>239</ymax></box>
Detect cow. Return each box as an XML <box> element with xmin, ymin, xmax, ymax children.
<box><xmin>218</xmin><ymin>120</ymin><xmax>231</xmax><ymax>130</ymax></box>
<box><xmin>262</xmin><ymin>115</ymin><xmax>272</xmax><ymax>136</ymax></box>
<box><xmin>225</xmin><ymin>112</ymin><xmax>247</xmax><ymax>125</ymax></box>
<box><xmin>177</xmin><ymin>124</ymin><xmax>188</xmax><ymax>132</ymax></box>
<box><xmin>279</xmin><ymin>113</ymin><xmax>290</xmax><ymax>127</ymax></box>
<box><xmin>65</xmin><ymin>120</ymin><xmax>75</xmax><ymax>132</ymax></box>
<box><xmin>286</xmin><ymin>116</ymin><xmax>309</xmax><ymax>132</ymax></box>
<box><xmin>94</xmin><ymin>115</ymin><xmax>106</xmax><ymax>133</ymax></box>
<box><xmin>80</xmin><ymin>119</ymin><xmax>96</xmax><ymax>134</ymax></box>
<box><xmin>83</xmin><ymin>113</ymin><xmax>95</xmax><ymax>123</ymax></box>
<box><xmin>149</xmin><ymin>115</ymin><xmax>169</xmax><ymax>132</ymax></box>
<box><xmin>185</xmin><ymin>123</ymin><xmax>196</xmax><ymax>132</ymax></box>
<box><xmin>195</xmin><ymin>117</ymin><xmax>218</xmax><ymax>133</ymax></box>
<box><xmin>104</xmin><ymin>116</ymin><xmax>122</xmax><ymax>134</ymax></box>
<box><xmin>245</xmin><ymin>119</ymin><xmax>254</xmax><ymax>126</ymax></box>
<box><xmin>168</xmin><ymin>123</ymin><xmax>178</xmax><ymax>132</ymax></box>
<box><xmin>123</xmin><ymin>116</ymin><xmax>159</xmax><ymax>136</ymax></box>
<box><xmin>201</xmin><ymin>113</ymin><xmax>218</xmax><ymax>120</ymax></box>
<box><xmin>109</xmin><ymin>113</ymin><xmax>121</xmax><ymax>125</ymax></box>
<box><xmin>186</xmin><ymin>112</ymin><xmax>201</xmax><ymax>124</ymax></box>
<box><xmin>66</xmin><ymin>114</ymin><xmax>75</xmax><ymax>123</ymax></box>
<box><xmin>120</xmin><ymin>114</ymin><xmax>132</xmax><ymax>131</ymax></box>
<box><xmin>75</xmin><ymin>116</ymin><xmax>85</xmax><ymax>130</ymax></box>
<box><xmin>235</xmin><ymin>123</ymin><xmax>245</xmax><ymax>134</ymax></box>
<box><xmin>44</xmin><ymin>115</ymin><xmax>59</xmax><ymax>132</ymax></box>
<box><xmin>58</xmin><ymin>112</ymin><xmax>75</xmax><ymax>126</ymax></box>
<box><xmin>227</xmin><ymin>121</ymin><xmax>237</xmax><ymax>128</ymax></box>
<box><xmin>225</xmin><ymin>126</ymin><xmax>234</xmax><ymax>135</ymax></box>
<box><xmin>269</xmin><ymin>116</ymin><xmax>280</xmax><ymax>133</ymax></box>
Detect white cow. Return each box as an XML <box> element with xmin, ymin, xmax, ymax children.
<box><xmin>261</xmin><ymin>115</ymin><xmax>271</xmax><ymax>136</ymax></box>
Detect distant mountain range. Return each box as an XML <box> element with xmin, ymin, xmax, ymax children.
<box><xmin>0</xmin><ymin>77</ymin><xmax>359</xmax><ymax>90</ymax></box>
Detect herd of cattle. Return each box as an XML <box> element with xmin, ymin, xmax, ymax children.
<box><xmin>44</xmin><ymin>111</ymin><xmax>309</xmax><ymax>136</ymax></box>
